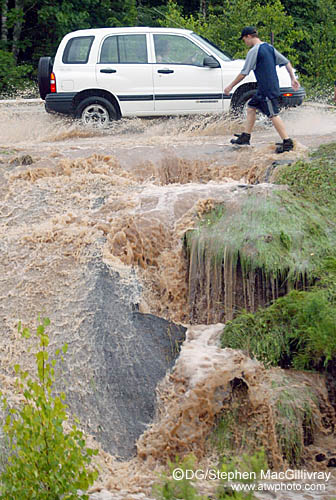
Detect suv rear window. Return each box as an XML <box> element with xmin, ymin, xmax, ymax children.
<box><xmin>62</xmin><ymin>36</ymin><xmax>94</xmax><ymax>64</ymax></box>
<box><xmin>99</xmin><ymin>34</ymin><xmax>148</xmax><ymax>64</ymax></box>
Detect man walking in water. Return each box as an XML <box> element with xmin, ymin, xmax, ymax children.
<box><xmin>224</xmin><ymin>26</ymin><xmax>300</xmax><ymax>153</ymax></box>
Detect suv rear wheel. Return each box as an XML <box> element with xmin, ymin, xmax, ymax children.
<box><xmin>76</xmin><ymin>97</ymin><xmax>117</xmax><ymax>127</ymax></box>
<box><xmin>38</xmin><ymin>57</ymin><xmax>53</xmax><ymax>100</ymax></box>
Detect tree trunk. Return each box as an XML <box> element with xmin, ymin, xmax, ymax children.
<box><xmin>200</xmin><ymin>0</ymin><xmax>207</xmax><ymax>17</ymax></box>
<box><xmin>12</xmin><ymin>0</ymin><xmax>25</xmax><ymax>61</ymax></box>
<box><xmin>1</xmin><ymin>0</ymin><xmax>8</xmax><ymax>42</ymax></box>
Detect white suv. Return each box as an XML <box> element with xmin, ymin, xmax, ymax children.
<box><xmin>38</xmin><ymin>27</ymin><xmax>305</xmax><ymax>126</ymax></box>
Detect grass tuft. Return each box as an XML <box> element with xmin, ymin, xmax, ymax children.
<box><xmin>189</xmin><ymin>192</ymin><xmax>323</xmax><ymax>280</ymax></box>
<box><xmin>220</xmin><ymin>259</ymin><xmax>336</xmax><ymax>370</ymax></box>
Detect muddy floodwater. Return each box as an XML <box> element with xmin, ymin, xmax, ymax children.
<box><xmin>1</xmin><ymin>100</ymin><xmax>336</xmax><ymax>499</ymax></box>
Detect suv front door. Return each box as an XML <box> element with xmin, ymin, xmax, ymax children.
<box><xmin>96</xmin><ymin>33</ymin><xmax>154</xmax><ymax>115</ymax></box>
<box><xmin>152</xmin><ymin>34</ymin><xmax>223</xmax><ymax>114</ymax></box>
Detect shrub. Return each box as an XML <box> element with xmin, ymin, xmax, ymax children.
<box><xmin>152</xmin><ymin>454</ymin><xmax>207</xmax><ymax>500</ymax></box>
<box><xmin>221</xmin><ymin>259</ymin><xmax>336</xmax><ymax>371</ymax></box>
<box><xmin>275</xmin><ymin>142</ymin><xmax>336</xmax><ymax>211</ymax></box>
<box><xmin>152</xmin><ymin>451</ymin><xmax>267</xmax><ymax>499</ymax></box>
<box><xmin>0</xmin><ymin>317</ymin><xmax>98</xmax><ymax>499</ymax></box>
<box><xmin>217</xmin><ymin>143</ymin><xmax>336</xmax><ymax>371</ymax></box>
<box><xmin>0</xmin><ymin>49</ymin><xmax>33</xmax><ymax>97</ymax></box>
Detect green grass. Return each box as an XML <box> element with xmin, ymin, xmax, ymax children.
<box><xmin>186</xmin><ymin>140</ymin><xmax>336</xmax><ymax>290</ymax></box>
<box><xmin>186</xmin><ymin>141</ymin><xmax>336</xmax><ymax>371</ymax></box>
<box><xmin>152</xmin><ymin>451</ymin><xmax>267</xmax><ymax>500</ymax></box>
<box><xmin>270</xmin><ymin>374</ymin><xmax>318</xmax><ymax>466</ymax></box>
<box><xmin>0</xmin><ymin>148</ymin><xmax>17</xmax><ymax>156</ymax></box>
<box><xmin>275</xmin><ymin>142</ymin><xmax>336</xmax><ymax>211</ymax></box>
<box><xmin>219</xmin><ymin>142</ymin><xmax>336</xmax><ymax>372</ymax></box>
<box><xmin>186</xmin><ymin>189</ymin><xmax>336</xmax><ymax>295</ymax></box>
<box><xmin>220</xmin><ymin>259</ymin><xmax>336</xmax><ymax>370</ymax></box>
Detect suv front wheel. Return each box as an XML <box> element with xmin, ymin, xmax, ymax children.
<box><xmin>231</xmin><ymin>89</ymin><xmax>257</xmax><ymax>117</ymax></box>
<box><xmin>76</xmin><ymin>97</ymin><xmax>117</xmax><ymax>127</ymax></box>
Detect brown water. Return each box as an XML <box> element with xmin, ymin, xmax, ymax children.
<box><xmin>1</xmin><ymin>101</ymin><xmax>336</xmax><ymax>499</ymax></box>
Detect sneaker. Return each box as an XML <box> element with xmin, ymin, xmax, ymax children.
<box><xmin>275</xmin><ymin>138</ymin><xmax>294</xmax><ymax>154</ymax></box>
<box><xmin>230</xmin><ymin>132</ymin><xmax>251</xmax><ymax>145</ymax></box>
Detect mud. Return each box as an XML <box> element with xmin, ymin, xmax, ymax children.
<box><xmin>0</xmin><ymin>101</ymin><xmax>336</xmax><ymax>498</ymax></box>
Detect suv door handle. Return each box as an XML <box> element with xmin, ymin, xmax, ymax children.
<box><xmin>100</xmin><ymin>69</ymin><xmax>117</xmax><ymax>73</ymax></box>
<box><xmin>157</xmin><ymin>69</ymin><xmax>174</xmax><ymax>74</ymax></box>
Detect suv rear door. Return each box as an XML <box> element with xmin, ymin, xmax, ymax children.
<box><xmin>95</xmin><ymin>33</ymin><xmax>154</xmax><ymax>114</ymax></box>
<box><xmin>152</xmin><ymin>34</ymin><xmax>223</xmax><ymax>113</ymax></box>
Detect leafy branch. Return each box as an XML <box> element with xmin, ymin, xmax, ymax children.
<box><xmin>0</xmin><ymin>316</ymin><xmax>98</xmax><ymax>500</ymax></box>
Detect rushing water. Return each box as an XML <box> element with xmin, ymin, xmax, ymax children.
<box><xmin>0</xmin><ymin>100</ymin><xmax>336</xmax><ymax>499</ymax></box>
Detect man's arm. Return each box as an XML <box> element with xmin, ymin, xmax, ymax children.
<box><xmin>285</xmin><ymin>62</ymin><xmax>300</xmax><ymax>90</ymax></box>
<box><xmin>224</xmin><ymin>73</ymin><xmax>246</xmax><ymax>95</ymax></box>
<box><xmin>273</xmin><ymin>48</ymin><xmax>300</xmax><ymax>90</ymax></box>
<box><xmin>224</xmin><ymin>45</ymin><xmax>257</xmax><ymax>95</ymax></box>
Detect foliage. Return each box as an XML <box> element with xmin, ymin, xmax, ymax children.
<box><xmin>218</xmin><ymin>144</ymin><xmax>336</xmax><ymax>370</ymax></box>
<box><xmin>152</xmin><ymin>451</ymin><xmax>268</xmax><ymax>499</ymax></box>
<box><xmin>220</xmin><ymin>259</ymin><xmax>336</xmax><ymax>370</ymax></box>
<box><xmin>0</xmin><ymin>49</ymin><xmax>32</xmax><ymax>97</ymax></box>
<box><xmin>275</xmin><ymin>142</ymin><xmax>336</xmax><ymax>210</ymax></box>
<box><xmin>217</xmin><ymin>450</ymin><xmax>267</xmax><ymax>499</ymax></box>
<box><xmin>210</xmin><ymin>379</ymin><xmax>317</xmax><ymax>468</ymax></box>
<box><xmin>282</xmin><ymin>0</ymin><xmax>336</xmax><ymax>83</ymax></box>
<box><xmin>152</xmin><ymin>454</ymin><xmax>206</xmax><ymax>500</ymax></box>
<box><xmin>270</xmin><ymin>376</ymin><xmax>317</xmax><ymax>466</ymax></box>
<box><xmin>0</xmin><ymin>317</ymin><xmax>98</xmax><ymax>499</ymax></box>
<box><xmin>157</xmin><ymin>0</ymin><xmax>302</xmax><ymax>64</ymax></box>
<box><xmin>210</xmin><ymin>411</ymin><xmax>237</xmax><ymax>458</ymax></box>
<box><xmin>148</xmin><ymin>0</ymin><xmax>335</xmax><ymax>90</ymax></box>
<box><xmin>186</xmin><ymin>188</ymin><xmax>336</xmax><ymax>290</ymax></box>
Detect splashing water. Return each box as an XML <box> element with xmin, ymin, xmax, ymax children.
<box><xmin>0</xmin><ymin>100</ymin><xmax>336</xmax><ymax>499</ymax></box>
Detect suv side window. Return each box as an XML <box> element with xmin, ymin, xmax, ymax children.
<box><xmin>154</xmin><ymin>34</ymin><xmax>207</xmax><ymax>66</ymax></box>
<box><xmin>100</xmin><ymin>34</ymin><xmax>148</xmax><ymax>64</ymax></box>
<box><xmin>62</xmin><ymin>36</ymin><xmax>94</xmax><ymax>64</ymax></box>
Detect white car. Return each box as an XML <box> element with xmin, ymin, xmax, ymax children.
<box><xmin>38</xmin><ymin>27</ymin><xmax>305</xmax><ymax>126</ymax></box>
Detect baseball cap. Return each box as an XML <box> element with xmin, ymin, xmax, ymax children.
<box><xmin>240</xmin><ymin>26</ymin><xmax>257</xmax><ymax>39</ymax></box>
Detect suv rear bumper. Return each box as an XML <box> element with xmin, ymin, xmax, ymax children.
<box><xmin>45</xmin><ymin>93</ymin><xmax>76</xmax><ymax>115</ymax></box>
<box><xmin>279</xmin><ymin>87</ymin><xmax>306</xmax><ymax>107</ymax></box>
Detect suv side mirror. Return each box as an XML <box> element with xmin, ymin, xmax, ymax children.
<box><xmin>203</xmin><ymin>56</ymin><xmax>220</xmax><ymax>68</ymax></box>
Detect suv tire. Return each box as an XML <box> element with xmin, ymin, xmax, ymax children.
<box><xmin>38</xmin><ymin>57</ymin><xmax>53</xmax><ymax>100</ymax></box>
<box><xmin>76</xmin><ymin>97</ymin><xmax>117</xmax><ymax>127</ymax></box>
<box><xmin>231</xmin><ymin>89</ymin><xmax>257</xmax><ymax>117</ymax></box>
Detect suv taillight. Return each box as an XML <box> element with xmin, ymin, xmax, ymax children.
<box><xmin>50</xmin><ymin>72</ymin><xmax>56</xmax><ymax>93</ymax></box>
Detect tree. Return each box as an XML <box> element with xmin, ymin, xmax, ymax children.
<box><xmin>0</xmin><ymin>48</ymin><xmax>32</xmax><ymax>96</ymax></box>
<box><xmin>1</xmin><ymin>0</ymin><xmax>8</xmax><ymax>44</ymax></box>
<box><xmin>0</xmin><ymin>317</ymin><xmax>98</xmax><ymax>499</ymax></box>
<box><xmin>11</xmin><ymin>0</ymin><xmax>24</xmax><ymax>60</ymax></box>
<box><xmin>157</xmin><ymin>0</ymin><xmax>303</xmax><ymax>64</ymax></box>
<box><xmin>295</xmin><ymin>0</ymin><xmax>336</xmax><ymax>83</ymax></box>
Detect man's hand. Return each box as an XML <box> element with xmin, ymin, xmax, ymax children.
<box><xmin>291</xmin><ymin>77</ymin><xmax>300</xmax><ymax>91</ymax></box>
<box><xmin>224</xmin><ymin>74</ymin><xmax>246</xmax><ymax>95</ymax></box>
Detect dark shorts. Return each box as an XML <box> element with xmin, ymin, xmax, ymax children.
<box><xmin>248</xmin><ymin>94</ymin><xmax>280</xmax><ymax>118</ymax></box>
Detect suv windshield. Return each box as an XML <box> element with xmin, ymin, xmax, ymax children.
<box><xmin>191</xmin><ymin>33</ymin><xmax>231</xmax><ymax>61</ymax></box>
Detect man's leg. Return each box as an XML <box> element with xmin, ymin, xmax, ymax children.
<box><xmin>271</xmin><ymin>115</ymin><xmax>294</xmax><ymax>153</ymax></box>
<box><xmin>245</xmin><ymin>106</ymin><xmax>257</xmax><ymax>134</ymax></box>
<box><xmin>230</xmin><ymin>106</ymin><xmax>257</xmax><ymax>145</ymax></box>
<box><xmin>270</xmin><ymin>115</ymin><xmax>289</xmax><ymax>140</ymax></box>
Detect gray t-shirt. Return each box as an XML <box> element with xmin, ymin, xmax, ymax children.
<box><xmin>241</xmin><ymin>42</ymin><xmax>289</xmax><ymax>75</ymax></box>
<box><xmin>241</xmin><ymin>42</ymin><xmax>289</xmax><ymax>99</ymax></box>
